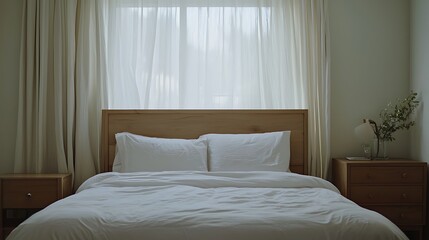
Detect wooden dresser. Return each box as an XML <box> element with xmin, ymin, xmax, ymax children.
<box><xmin>0</xmin><ymin>173</ymin><xmax>72</xmax><ymax>239</ymax></box>
<box><xmin>332</xmin><ymin>158</ymin><xmax>427</xmax><ymax>240</ymax></box>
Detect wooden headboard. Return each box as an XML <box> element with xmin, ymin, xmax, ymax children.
<box><xmin>101</xmin><ymin>110</ymin><xmax>308</xmax><ymax>174</ymax></box>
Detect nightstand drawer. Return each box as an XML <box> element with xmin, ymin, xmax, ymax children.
<box><xmin>2</xmin><ymin>179</ymin><xmax>59</xmax><ymax>209</ymax></box>
<box><xmin>350</xmin><ymin>186</ymin><xmax>423</xmax><ymax>204</ymax></box>
<box><xmin>350</xmin><ymin>167</ymin><xmax>423</xmax><ymax>184</ymax></box>
<box><xmin>365</xmin><ymin>205</ymin><xmax>424</xmax><ymax>225</ymax></box>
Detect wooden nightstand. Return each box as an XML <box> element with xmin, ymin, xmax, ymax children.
<box><xmin>332</xmin><ymin>158</ymin><xmax>427</xmax><ymax>240</ymax></box>
<box><xmin>0</xmin><ymin>173</ymin><xmax>72</xmax><ymax>239</ymax></box>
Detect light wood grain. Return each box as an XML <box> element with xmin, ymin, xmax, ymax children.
<box><xmin>101</xmin><ymin>110</ymin><xmax>308</xmax><ymax>174</ymax></box>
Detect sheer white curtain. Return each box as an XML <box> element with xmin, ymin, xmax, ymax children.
<box><xmin>106</xmin><ymin>0</ymin><xmax>307</xmax><ymax>109</ymax></box>
<box><xmin>15</xmin><ymin>0</ymin><xmax>107</xmax><ymax>187</ymax></box>
<box><xmin>105</xmin><ymin>0</ymin><xmax>330</xmax><ymax>177</ymax></box>
<box><xmin>297</xmin><ymin>1</ymin><xmax>330</xmax><ymax>178</ymax></box>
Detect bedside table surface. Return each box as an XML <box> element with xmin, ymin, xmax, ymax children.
<box><xmin>334</xmin><ymin>158</ymin><xmax>427</xmax><ymax>165</ymax></box>
<box><xmin>0</xmin><ymin>173</ymin><xmax>71</xmax><ymax>179</ymax></box>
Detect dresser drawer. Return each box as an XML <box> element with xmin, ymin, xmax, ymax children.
<box><xmin>350</xmin><ymin>167</ymin><xmax>423</xmax><ymax>184</ymax></box>
<box><xmin>350</xmin><ymin>186</ymin><xmax>423</xmax><ymax>204</ymax></box>
<box><xmin>2</xmin><ymin>179</ymin><xmax>59</xmax><ymax>209</ymax></box>
<box><xmin>365</xmin><ymin>205</ymin><xmax>424</xmax><ymax>225</ymax></box>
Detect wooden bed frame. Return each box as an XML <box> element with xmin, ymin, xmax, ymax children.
<box><xmin>101</xmin><ymin>110</ymin><xmax>308</xmax><ymax>174</ymax></box>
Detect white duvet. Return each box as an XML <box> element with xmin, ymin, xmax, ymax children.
<box><xmin>7</xmin><ymin>171</ymin><xmax>407</xmax><ymax>240</ymax></box>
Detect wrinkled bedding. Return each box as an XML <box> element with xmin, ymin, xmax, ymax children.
<box><xmin>7</xmin><ymin>171</ymin><xmax>407</xmax><ymax>240</ymax></box>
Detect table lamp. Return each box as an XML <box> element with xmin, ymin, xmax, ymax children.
<box><xmin>353</xmin><ymin>119</ymin><xmax>376</xmax><ymax>159</ymax></box>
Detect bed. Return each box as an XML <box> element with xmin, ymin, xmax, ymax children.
<box><xmin>7</xmin><ymin>110</ymin><xmax>407</xmax><ymax>240</ymax></box>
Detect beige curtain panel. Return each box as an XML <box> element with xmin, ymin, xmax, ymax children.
<box><xmin>15</xmin><ymin>0</ymin><xmax>106</xmax><ymax>188</ymax></box>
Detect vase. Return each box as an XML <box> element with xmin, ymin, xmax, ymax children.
<box><xmin>373</xmin><ymin>139</ymin><xmax>389</xmax><ymax>159</ymax></box>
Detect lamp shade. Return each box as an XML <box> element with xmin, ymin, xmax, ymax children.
<box><xmin>354</xmin><ymin>119</ymin><xmax>375</xmax><ymax>143</ymax></box>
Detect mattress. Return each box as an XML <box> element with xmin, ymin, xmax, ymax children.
<box><xmin>7</xmin><ymin>171</ymin><xmax>407</xmax><ymax>240</ymax></box>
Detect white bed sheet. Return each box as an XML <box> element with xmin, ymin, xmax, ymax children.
<box><xmin>7</xmin><ymin>171</ymin><xmax>407</xmax><ymax>240</ymax></box>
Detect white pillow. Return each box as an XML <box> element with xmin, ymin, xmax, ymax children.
<box><xmin>113</xmin><ymin>132</ymin><xmax>208</xmax><ymax>172</ymax></box>
<box><xmin>200</xmin><ymin>131</ymin><xmax>291</xmax><ymax>172</ymax></box>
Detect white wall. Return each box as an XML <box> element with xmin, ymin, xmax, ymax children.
<box><xmin>410</xmin><ymin>1</ymin><xmax>429</xmax><ymax>235</ymax></box>
<box><xmin>0</xmin><ymin>0</ymin><xmax>23</xmax><ymax>174</ymax></box>
<box><xmin>410</xmin><ymin>0</ymin><xmax>429</xmax><ymax>164</ymax></box>
<box><xmin>0</xmin><ymin>0</ymin><xmax>414</xmax><ymax>174</ymax></box>
<box><xmin>329</xmin><ymin>0</ymin><xmax>411</xmax><ymax>159</ymax></box>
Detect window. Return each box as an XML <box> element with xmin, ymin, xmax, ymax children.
<box><xmin>106</xmin><ymin>0</ymin><xmax>306</xmax><ymax>109</ymax></box>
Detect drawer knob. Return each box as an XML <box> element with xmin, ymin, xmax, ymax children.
<box><xmin>401</xmin><ymin>172</ymin><xmax>408</xmax><ymax>178</ymax></box>
<box><xmin>27</xmin><ymin>193</ymin><xmax>32</xmax><ymax>198</ymax></box>
<box><xmin>399</xmin><ymin>213</ymin><xmax>405</xmax><ymax>219</ymax></box>
<box><xmin>401</xmin><ymin>193</ymin><xmax>407</xmax><ymax>199</ymax></box>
